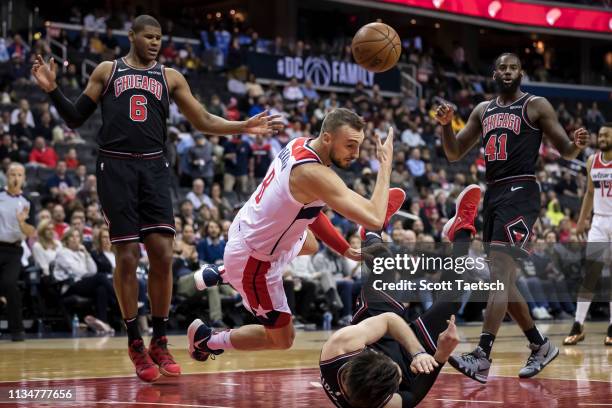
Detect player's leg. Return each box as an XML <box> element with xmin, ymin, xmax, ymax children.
<box><xmin>565</xmin><ymin>223</ymin><xmax>607</xmax><ymax>345</ymax></box>
<box><xmin>97</xmin><ymin>155</ymin><xmax>160</xmax><ymax>382</ymax></box>
<box><xmin>139</xmin><ymin>157</ymin><xmax>181</xmax><ymax>377</ymax></box>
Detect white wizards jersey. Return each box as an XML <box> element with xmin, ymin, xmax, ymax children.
<box><xmin>235</xmin><ymin>137</ymin><xmax>326</xmax><ymax>258</ymax></box>
<box><xmin>591</xmin><ymin>151</ymin><xmax>612</xmax><ymax>216</ymax></box>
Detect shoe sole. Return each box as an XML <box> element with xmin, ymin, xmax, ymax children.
<box><xmin>442</xmin><ymin>184</ymin><xmax>481</xmax><ymax>239</ymax></box>
<box><xmin>194</xmin><ymin>269</ymin><xmax>206</xmax><ymax>291</ymax></box>
<box><xmin>518</xmin><ymin>345</ymin><xmax>560</xmax><ymax>379</ymax></box>
<box><xmin>159</xmin><ymin>366</ymin><xmax>181</xmax><ymax>377</ymax></box>
<box><xmin>386</xmin><ymin>188</ymin><xmax>406</xmax><ymax>223</ymax></box>
<box><xmin>137</xmin><ymin>372</ymin><xmax>161</xmax><ymax>383</ymax></box>
<box><xmin>448</xmin><ymin>355</ymin><xmax>489</xmax><ymax>384</ymax></box>
<box><xmin>187</xmin><ymin>318</ymin><xmax>204</xmax><ymax>360</ymax></box>
<box><xmin>563</xmin><ymin>333</ymin><xmax>585</xmax><ymax>346</ymax></box>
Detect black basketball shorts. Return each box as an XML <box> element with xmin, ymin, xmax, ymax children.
<box><xmin>482</xmin><ymin>178</ymin><xmax>540</xmax><ymax>257</ymax></box>
<box><xmin>96</xmin><ymin>149</ymin><xmax>175</xmax><ymax>244</ymax></box>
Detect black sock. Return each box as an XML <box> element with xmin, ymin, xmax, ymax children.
<box><xmin>152</xmin><ymin>316</ymin><xmax>168</xmax><ymax>339</ymax></box>
<box><xmin>608</xmin><ymin>324</ymin><xmax>612</xmax><ymax>337</ymax></box>
<box><xmin>478</xmin><ymin>332</ymin><xmax>496</xmax><ymax>358</ymax></box>
<box><xmin>124</xmin><ymin>316</ymin><xmax>141</xmax><ymax>344</ymax></box>
<box><xmin>451</xmin><ymin>229</ymin><xmax>471</xmax><ymax>258</ymax></box>
<box><xmin>524</xmin><ymin>326</ymin><xmax>546</xmax><ymax>345</ymax></box>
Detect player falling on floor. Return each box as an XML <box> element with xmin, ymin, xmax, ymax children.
<box><xmin>31</xmin><ymin>15</ymin><xmax>282</xmax><ymax>383</ymax></box>
<box><xmin>187</xmin><ymin>108</ymin><xmax>405</xmax><ymax>359</ymax></box>
<box><xmin>319</xmin><ymin>184</ymin><xmax>481</xmax><ymax>408</ymax></box>
<box><xmin>564</xmin><ymin>123</ymin><xmax>612</xmax><ymax>347</ymax></box>
<box><xmin>434</xmin><ymin>52</ymin><xmax>589</xmax><ymax>382</ymax></box>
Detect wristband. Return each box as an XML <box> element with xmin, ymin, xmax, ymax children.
<box><xmin>411</xmin><ymin>350</ymin><xmax>428</xmax><ymax>359</ymax></box>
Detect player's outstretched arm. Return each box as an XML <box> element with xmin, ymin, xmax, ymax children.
<box><xmin>434</xmin><ymin>102</ymin><xmax>484</xmax><ymax>162</ymax></box>
<box><xmin>31</xmin><ymin>55</ymin><xmax>108</xmax><ymax>128</ymax></box>
<box><xmin>166</xmin><ymin>68</ymin><xmax>284</xmax><ymax>136</ymax></box>
<box><xmin>577</xmin><ymin>154</ymin><xmax>595</xmax><ymax>238</ymax></box>
<box><xmin>530</xmin><ymin>97</ymin><xmax>588</xmax><ymax>160</ymax></box>
<box><xmin>294</xmin><ymin>130</ymin><xmax>393</xmax><ymax>230</ymax></box>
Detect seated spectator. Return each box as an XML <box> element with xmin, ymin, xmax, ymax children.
<box><xmin>46</xmin><ymin>160</ymin><xmax>75</xmax><ymax>199</ymax></box>
<box><xmin>53</xmin><ymin>228</ymin><xmax>115</xmax><ymax>329</ymax></box>
<box><xmin>222</xmin><ymin>135</ymin><xmax>252</xmax><ymax>195</ymax></box>
<box><xmin>283</xmin><ymin>77</ymin><xmax>304</xmax><ymax>102</ymax></box>
<box><xmin>10</xmin><ymin>112</ymin><xmax>34</xmax><ymax>140</ymax></box>
<box><xmin>312</xmin><ymin>246</ymin><xmax>354</xmax><ymax>326</ymax></box>
<box><xmin>178</xmin><ymin>199</ymin><xmax>197</xmax><ymax>229</ymax></box>
<box><xmin>51</xmin><ymin>204</ymin><xmax>69</xmax><ymax>239</ymax></box>
<box><xmin>210</xmin><ymin>182</ymin><xmax>232</xmax><ymax>219</ymax></box>
<box><xmin>28</xmin><ymin>137</ymin><xmax>58</xmax><ymax>168</ymax></box>
<box><xmin>196</xmin><ymin>220</ymin><xmax>225</xmax><ymax>265</ymax></box>
<box><xmin>406</xmin><ymin>148</ymin><xmax>426</xmax><ymax>178</ymax></box>
<box><xmin>70</xmin><ymin>212</ymin><xmax>93</xmax><ymax>246</ymax></box>
<box><xmin>187</xmin><ymin>178</ymin><xmax>214</xmax><ymax>211</ymax></box>
<box><xmin>64</xmin><ymin>148</ymin><xmax>79</xmax><ymax>169</ymax></box>
<box><xmin>172</xmin><ymin>224</ymin><xmax>200</xmax><ymax>280</ymax></box>
<box><xmin>187</xmin><ymin>134</ymin><xmax>214</xmax><ymax>185</ymax></box>
<box><xmin>207</xmin><ymin>95</ymin><xmax>226</xmax><ymax>118</ymax></box>
<box><xmin>401</xmin><ymin>123</ymin><xmax>425</xmax><ymax>147</ymax></box>
<box><xmin>10</xmin><ymin>99</ymin><xmax>35</xmax><ymax>127</ymax></box>
<box><xmin>31</xmin><ymin>219</ymin><xmax>61</xmax><ymax>277</ymax></box>
<box><xmin>245</xmin><ymin>73</ymin><xmax>265</xmax><ymax>98</ymax></box>
<box><xmin>301</xmin><ymin>79</ymin><xmax>320</xmax><ymax>101</ymax></box>
<box><xmin>34</xmin><ymin>112</ymin><xmax>55</xmax><ymax>142</ymax></box>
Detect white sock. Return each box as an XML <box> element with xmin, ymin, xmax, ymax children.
<box><xmin>575</xmin><ymin>300</ymin><xmax>591</xmax><ymax>325</ymax></box>
<box><xmin>207</xmin><ymin>330</ymin><xmax>234</xmax><ymax>350</ymax></box>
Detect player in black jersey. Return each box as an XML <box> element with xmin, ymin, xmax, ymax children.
<box><xmin>319</xmin><ymin>184</ymin><xmax>482</xmax><ymax>408</ymax></box>
<box><xmin>31</xmin><ymin>15</ymin><xmax>282</xmax><ymax>383</ymax></box>
<box><xmin>434</xmin><ymin>53</ymin><xmax>589</xmax><ymax>383</ymax></box>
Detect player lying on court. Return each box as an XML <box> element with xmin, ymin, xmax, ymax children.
<box><xmin>187</xmin><ymin>108</ymin><xmax>404</xmax><ymax>359</ymax></box>
<box><xmin>434</xmin><ymin>52</ymin><xmax>588</xmax><ymax>383</ymax></box>
<box><xmin>31</xmin><ymin>15</ymin><xmax>283</xmax><ymax>383</ymax></box>
<box><xmin>319</xmin><ymin>184</ymin><xmax>482</xmax><ymax>408</ymax></box>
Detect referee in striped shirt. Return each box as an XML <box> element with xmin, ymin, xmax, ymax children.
<box><xmin>0</xmin><ymin>163</ymin><xmax>35</xmax><ymax>341</ymax></box>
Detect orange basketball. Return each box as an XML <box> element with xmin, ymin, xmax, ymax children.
<box><xmin>351</xmin><ymin>22</ymin><xmax>401</xmax><ymax>73</ymax></box>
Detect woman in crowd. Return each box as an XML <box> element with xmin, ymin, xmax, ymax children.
<box><xmin>31</xmin><ymin>219</ymin><xmax>61</xmax><ymax>277</ymax></box>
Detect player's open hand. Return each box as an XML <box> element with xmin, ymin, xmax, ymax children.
<box><xmin>243</xmin><ymin>110</ymin><xmax>285</xmax><ymax>136</ymax></box>
<box><xmin>410</xmin><ymin>352</ymin><xmax>439</xmax><ymax>375</ymax></box>
<box><xmin>31</xmin><ymin>54</ymin><xmax>58</xmax><ymax>93</ymax></box>
<box><xmin>435</xmin><ymin>103</ymin><xmax>454</xmax><ymax>126</ymax></box>
<box><xmin>375</xmin><ymin>127</ymin><xmax>394</xmax><ymax>168</ymax></box>
<box><xmin>16</xmin><ymin>206</ymin><xmax>29</xmax><ymax>224</ymax></box>
<box><xmin>573</xmin><ymin>127</ymin><xmax>589</xmax><ymax>149</ymax></box>
<box><xmin>575</xmin><ymin>219</ymin><xmax>588</xmax><ymax>241</ymax></box>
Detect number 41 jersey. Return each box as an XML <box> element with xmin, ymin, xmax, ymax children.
<box><xmin>481</xmin><ymin>93</ymin><xmax>542</xmax><ymax>183</ymax></box>
<box><xmin>98</xmin><ymin>57</ymin><xmax>170</xmax><ymax>153</ymax></box>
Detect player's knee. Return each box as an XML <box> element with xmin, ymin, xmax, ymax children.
<box><xmin>267</xmin><ymin>325</ymin><xmax>295</xmax><ymax>350</ymax></box>
<box><xmin>114</xmin><ymin>245</ymin><xmax>140</xmax><ymax>274</ymax></box>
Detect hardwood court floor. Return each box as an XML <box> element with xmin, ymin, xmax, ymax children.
<box><xmin>0</xmin><ymin>321</ymin><xmax>610</xmax><ymax>407</ymax></box>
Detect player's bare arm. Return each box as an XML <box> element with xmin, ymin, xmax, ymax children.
<box><xmin>165</xmin><ymin>67</ymin><xmax>284</xmax><ymax>136</ymax></box>
<box><xmin>292</xmin><ymin>130</ymin><xmax>393</xmax><ymax>230</ymax></box>
<box><xmin>320</xmin><ymin>313</ymin><xmax>438</xmax><ymax>375</ymax></box>
<box><xmin>527</xmin><ymin>97</ymin><xmax>588</xmax><ymax>160</ymax></box>
<box><xmin>577</xmin><ymin>154</ymin><xmax>595</xmax><ymax>238</ymax></box>
<box><xmin>31</xmin><ymin>55</ymin><xmax>112</xmax><ymax>127</ymax></box>
<box><xmin>435</xmin><ymin>102</ymin><xmax>487</xmax><ymax>162</ymax></box>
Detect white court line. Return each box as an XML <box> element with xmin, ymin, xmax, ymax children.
<box><xmin>95</xmin><ymin>402</ymin><xmax>229</xmax><ymax>408</ymax></box>
<box><xmin>310</xmin><ymin>381</ymin><xmax>323</xmax><ymax>388</ymax></box>
<box><xmin>220</xmin><ymin>382</ymin><xmax>239</xmax><ymax>386</ymax></box>
<box><xmin>436</xmin><ymin>399</ymin><xmax>503</xmax><ymax>404</ymax></box>
<box><xmin>578</xmin><ymin>404</ymin><xmax>612</xmax><ymax>406</ymax></box>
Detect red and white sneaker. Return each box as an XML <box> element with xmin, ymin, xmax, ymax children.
<box><xmin>149</xmin><ymin>336</ymin><xmax>181</xmax><ymax>377</ymax></box>
<box><xmin>128</xmin><ymin>339</ymin><xmax>161</xmax><ymax>383</ymax></box>
<box><xmin>442</xmin><ymin>184</ymin><xmax>481</xmax><ymax>241</ymax></box>
<box><xmin>359</xmin><ymin>187</ymin><xmax>406</xmax><ymax>240</ymax></box>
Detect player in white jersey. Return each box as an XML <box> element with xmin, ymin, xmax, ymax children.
<box><xmin>186</xmin><ymin>108</ymin><xmax>406</xmax><ymax>360</ymax></box>
<box><xmin>564</xmin><ymin>123</ymin><xmax>612</xmax><ymax>347</ymax></box>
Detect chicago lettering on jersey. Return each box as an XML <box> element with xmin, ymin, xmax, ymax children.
<box><xmin>114</xmin><ymin>74</ymin><xmax>163</xmax><ymax>100</ymax></box>
<box><xmin>482</xmin><ymin>112</ymin><xmax>521</xmax><ymax>135</ymax></box>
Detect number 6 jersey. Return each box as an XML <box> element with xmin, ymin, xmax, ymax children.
<box><xmin>480</xmin><ymin>92</ymin><xmax>543</xmax><ymax>183</ymax></box>
<box><xmin>98</xmin><ymin>57</ymin><xmax>170</xmax><ymax>153</ymax></box>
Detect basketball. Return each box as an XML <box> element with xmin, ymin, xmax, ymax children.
<box><xmin>351</xmin><ymin>22</ymin><xmax>401</xmax><ymax>73</ymax></box>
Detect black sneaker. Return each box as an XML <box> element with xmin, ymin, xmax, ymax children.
<box><xmin>448</xmin><ymin>346</ymin><xmax>491</xmax><ymax>384</ymax></box>
<box><xmin>187</xmin><ymin>319</ymin><xmax>225</xmax><ymax>362</ymax></box>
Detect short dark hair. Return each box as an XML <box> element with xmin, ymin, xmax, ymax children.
<box><xmin>131</xmin><ymin>15</ymin><xmax>161</xmax><ymax>33</ymax></box>
<box><xmin>342</xmin><ymin>351</ymin><xmax>400</xmax><ymax>408</ymax></box>
<box><xmin>494</xmin><ymin>52</ymin><xmax>521</xmax><ymax>69</ymax></box>
<box><xmin>320</xmin><ymin>108</ymin><xmax>365</xmax><ymax>134</ymax></box>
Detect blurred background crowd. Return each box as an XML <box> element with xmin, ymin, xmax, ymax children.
<box><xmin>0</xmin><ymin>0</ymin><xmax>610</xmax><ymax>338</ymax></box>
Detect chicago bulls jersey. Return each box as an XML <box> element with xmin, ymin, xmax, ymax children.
<box><xmin>591</xmin><ymin>151</ymin><xmax>612</xmax><ymax>216</ymax></box>
<box><xmin>480</xmin><ymin>93</ymin><xmax>542</xmax><ymax>182</ymax></box>
<box><xmin>98</xmin><ymin>57</ymin><xmax>170</xmax><ymax>153</ymax></box>
<box><xmin>236</xmin><ymin>137</ymin><xmax>326</xmax><ymax>257</ymax></box>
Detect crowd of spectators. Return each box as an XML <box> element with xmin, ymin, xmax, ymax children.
<box><xmin>0</xmin><ymin>8</ymin><xmax>609</xmax><ymax>338</ymax></box>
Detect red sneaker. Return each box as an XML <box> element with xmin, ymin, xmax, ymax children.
<box><xmin>442</xmin><ymin>184</ymin><xmax>481</xmax><ymax>241</ymax></box>
<box><xmin>128</xmin><ymin>339</ymin><xmax>160</xmax><ymax>383</ymax></box>
<box><xmin>149</xmin><ymin>336</ymin><xmax>181</xmax><ymax>377</ymax></box>
<box><xmin>359</xmin><ymin>187</ymin><xmax>406</xmax><ymax>240</ymax></box>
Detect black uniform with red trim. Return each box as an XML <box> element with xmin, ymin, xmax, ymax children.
<box><xmin>96</xmin><ymin>57</ymin><xmax>175</xmax><ymax>243</ymax></box>
<box><xmin>320</xmin><ymin>289</ymin><xmax>457</xmax><ymax>408</ymax></box>
<box><xmin>480</xmin><ymin>92</ymin><xmax>543</xmax><ymax>255</ymax></box>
